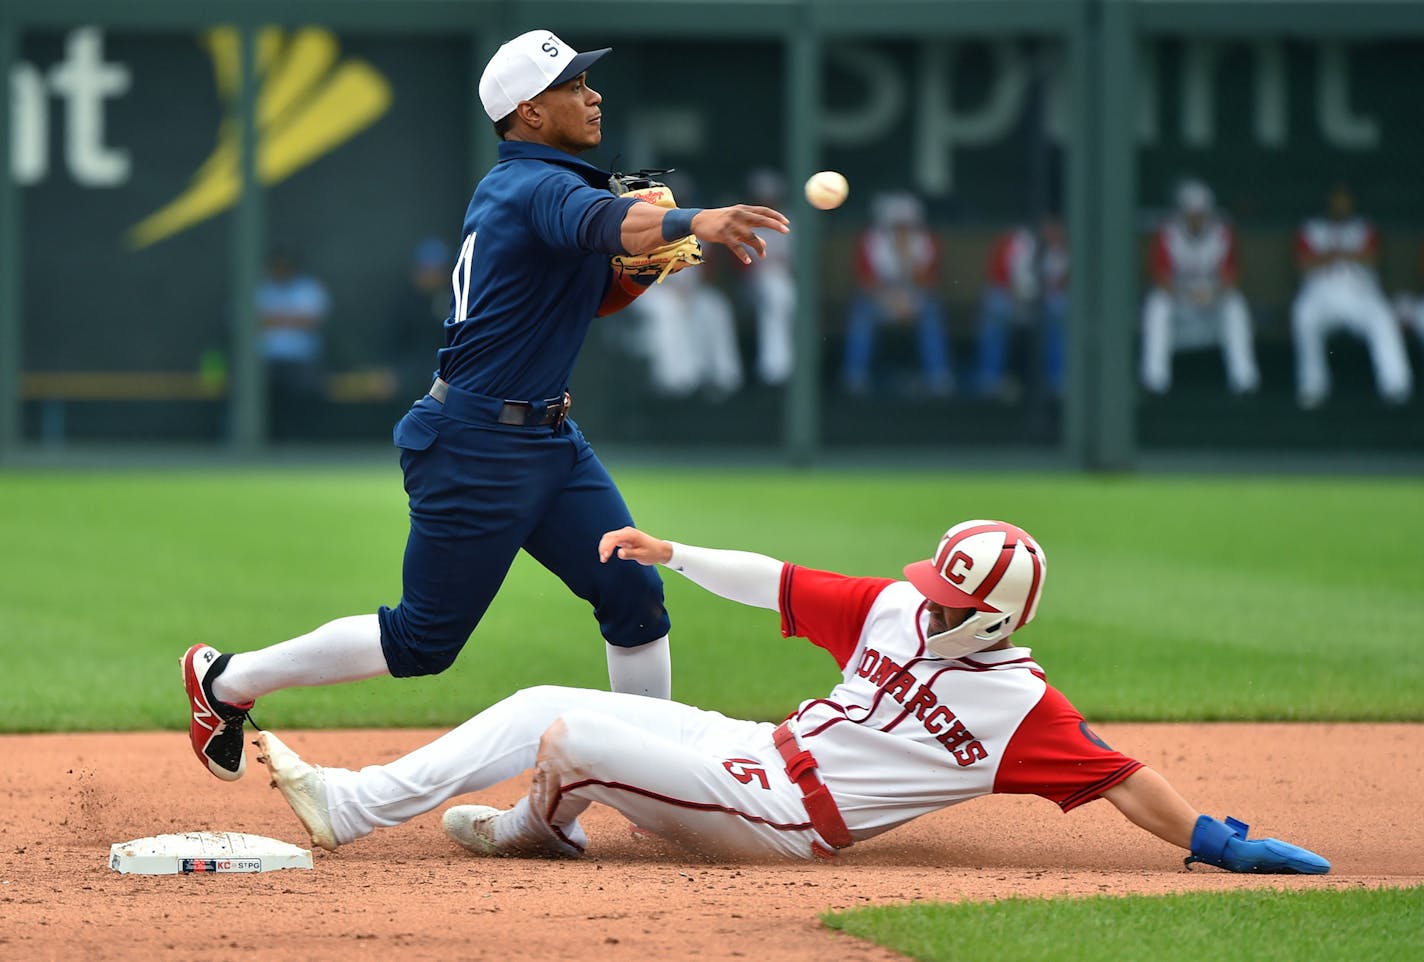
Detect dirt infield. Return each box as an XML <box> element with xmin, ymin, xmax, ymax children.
<box><xmin>2</xmin><ymin>723</ymin><xmax>1419</xmax><ymax>962</ymax></box>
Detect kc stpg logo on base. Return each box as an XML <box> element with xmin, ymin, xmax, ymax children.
<box><xmin>108</xmin><ymin>831</ymin><xmax>313</xmax><ymax>875</ymax></box>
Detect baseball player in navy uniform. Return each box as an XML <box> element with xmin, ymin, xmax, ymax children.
<box><xmin>252</xmin><ymin>518</ymin><xmax>1328</xmax><ymax>875</ymax></box>
<box><xmin>181</xmin><ymin>30</ymin><xmax>789</xmax><ymax>781</ymax></box>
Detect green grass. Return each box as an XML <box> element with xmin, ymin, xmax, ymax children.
<box><xmin>821</xmin><ymin>886</ymin><xmax>1424</xmax><ymax>962</ymax></box>
<box><xmin>1</xmin><ymin>468</ymin><xmax>1421</xmax><ymax>731</ymax></box>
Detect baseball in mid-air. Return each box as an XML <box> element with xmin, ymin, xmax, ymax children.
<box><xmin>804</xmin><ymin>170</ymin><xmax>849</xmax><ymax>210</ymax></box>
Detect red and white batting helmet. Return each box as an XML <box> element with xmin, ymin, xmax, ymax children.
<box><xmin>903</xmin><ymin>520</ymin><xmax>1047</xmax><ymax>659</ymax></box>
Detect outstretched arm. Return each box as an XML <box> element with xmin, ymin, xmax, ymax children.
<box><xmin>1102</xmin><ymin>766</ymin><xmax>1329</xmax><ymax>873</ymax></box>
<box><xmin>620</xmin><ymin>203</ymin><xmax>789</xmax><ymax>265</ymax></box>
<box><xmin>1101</xmin><ymin>767</ymin><xmax>1197</xmax><ymax>849</ymax></box>
<box><xmin>598</xmin><ymin>526</ymin><xmax>782</xmax><ymax>610</ymax></box>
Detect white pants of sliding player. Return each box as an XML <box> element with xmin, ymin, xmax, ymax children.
<box><xmin>319</xmin><ymin>686</ymin><xmax>828</xmax><ymax>860</ymax></box>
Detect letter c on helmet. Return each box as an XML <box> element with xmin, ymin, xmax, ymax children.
<box><xmin>942</xmin><ymin>550</ymin><xmax>973</xmax><ymax>585</ymax></box>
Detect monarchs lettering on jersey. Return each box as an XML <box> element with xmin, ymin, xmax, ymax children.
<box><xmin>855</xmin><ymin>647</ymin><xmax>988</xmax><ymax>766</ymax></box>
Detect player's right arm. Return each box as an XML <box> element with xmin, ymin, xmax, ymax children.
<box><xmin>618</xmin><ymin>202</ymin><xmax>789</xmax><ymax>265</ymax></box>
<box><xmin>598</xmin><ymin>526</ymin><xmax>893</xmax><ymax>668</ymax></box>
<box><xmin>598</xmin><ymin>526</ymin><xmax>781</xmax><ymax>610</ymax></box>
<box><xmin>1100</xmin><ymin>767</ymin><xmax>1198</xmax><ymax>848</ymax></box>
<box><xmin>1102</xmin><ymin>767</ymin><xmax>1330</xmax><ymax>873</ymax></box>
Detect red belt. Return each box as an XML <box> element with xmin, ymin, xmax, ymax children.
<box><xmin>773</xmin><ymin>722</ymin><xmax>853</xmax><ymax>850</ymax></box>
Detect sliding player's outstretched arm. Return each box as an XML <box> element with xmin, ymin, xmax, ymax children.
<box><xmin>1102</xmin><ymin>767</ymin><xmax>1330</xmax><ymax>874</ymax></box>
<box><xmin>598</xmin><ymin>527</ymin><xmax>782</xmax><ymax>611</ymax></box>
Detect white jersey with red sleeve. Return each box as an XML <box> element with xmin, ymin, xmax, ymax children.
<box><xmin>1296</xmin><ymin>216</ymin><xmax>1380</xmax><ymax>284</ymax></box>
<box><xmin>856</xmin><ymin>226</ymin><xmax>940</xmax><ymax>288</ymax></box>
<box><xmin>987</xmin><ymin>229</ymin><xmax>1070</xmax><ymax>301</ymax></box>
<box><xmin>1152</xmin><ymin>216</ymin><xmax>1237</xmax><ymax>298</ymax></box>
<box><xmin>778</xmin><ymin>564</ymin><xmax>1142</xmax><ymax>841</ymax></box>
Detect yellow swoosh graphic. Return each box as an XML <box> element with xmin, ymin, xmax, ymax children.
<box><xmin>127</xmin><ymin>27</ymin><xmax>391</xmax><ymax>249</ymax></box>
<box><xmin>259</xmin><ymin>28</ymin><xmax>337</xmax><ymax>130</ymax></box>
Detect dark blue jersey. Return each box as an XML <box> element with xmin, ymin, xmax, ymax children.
<box><xmin>438</xmin><ymin>141</ymin><xmax>634</xmax><ymax>400</ymax></box>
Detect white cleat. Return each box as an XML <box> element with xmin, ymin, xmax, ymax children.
<box><xmin>255</xmin><ymin>731</ymin><xmax>339</xmax><ymax>852</ymax></box>
<box><xmin>442</xmin><ymin>805</ymin><xmax>505</xmax><ymax>856</ymax></box>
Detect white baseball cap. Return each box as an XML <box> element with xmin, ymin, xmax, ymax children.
<box><xmin>1175</xmin><ymin>179</ymin><xmax>1215</xmax><ymax>215</ymax></box>
<box><xmin>479</xmin><ymin>30</ymin><xmax>611</xmax><ymax>122</ymax></box>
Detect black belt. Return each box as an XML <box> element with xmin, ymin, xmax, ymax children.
<box><xmin>429</xmin><ymin>378</ymin><xmax>571</xmax><ymax>428</ymax></box>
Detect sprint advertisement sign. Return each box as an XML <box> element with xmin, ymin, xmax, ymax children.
<box><xmin>16</xmin><ymin>27</ymin><xmax>470</xmax><ymax>373</ymax></box>
<box><xmin>14</xmin><ymin>29</ymin><xmax>1421</xmax><ymax>375</ymax></box>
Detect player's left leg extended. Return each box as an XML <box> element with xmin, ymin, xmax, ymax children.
<box><xmin>313</xmin><ymin>686</ymin><xmax>639</xmax><ymax>844</ymax></box>
<box><xmin>523</xmin><ymin>428</ymin><xmax>672</xmax><ymax>698</ymax></box>
<box><xmin>507</xmin><ymin>706</ymin><xmax>819</xmax><ymax>860</ymax></box>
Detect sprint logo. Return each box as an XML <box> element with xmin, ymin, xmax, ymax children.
<box><xmin>126</xmin><ymin>27</ymin><xmax>392</xmax><ymax>249</ymax></box>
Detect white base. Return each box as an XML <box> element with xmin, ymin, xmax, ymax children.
<box><xmin>109</xmin><ymin>831</ymin><xmax>313</xmax><ymax>875</ymax></box>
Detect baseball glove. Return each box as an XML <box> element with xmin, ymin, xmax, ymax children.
<box><xmin>609</xmin><ymin>169</ymin><xmax>703</xmax><ymax>284</ymax></box>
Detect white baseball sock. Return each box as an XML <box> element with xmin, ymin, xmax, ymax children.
<box><xmin>211</xmin><ymin>614</ymin><xmax>389</xmax><ymax>705</ymax></box>
<box><xmin>494</xmin><ymin>796</ymin><xmax>587</xmax><ymax>856</ymax></box>
<box><xmin>604</xmin><ymin>635</ymin><xmax>671</xmax><ymax>699</ymax></box>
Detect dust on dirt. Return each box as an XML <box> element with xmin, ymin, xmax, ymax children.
<box><xmin>1</xmin><ymin>723</ymin><xmax>1418</xmax><ymax>962</ymax></box>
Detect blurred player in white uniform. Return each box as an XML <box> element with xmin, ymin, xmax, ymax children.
<box><xmin>633</xmin><ymin>260</ymin><xmax>743</xmax><ymax>401</ymax></box>
<box><xmin>1292</xmin><ymin>184</ymin><xmax>1412</xmax><ymax>409</ymax></box>
<box><xmin>254</xmin><ymin>520</ymin><xmax>1329</xmax><ymax>875</ymax></box>
<box><xmin>1140</xmin><ymin>180</ymin><xmax>1259</xmax><ymax>396</ymax></box>
<box><xmin>742</xmin><ymin>168</ymin><xmax>796</xmax><ymax>387</ymax></box>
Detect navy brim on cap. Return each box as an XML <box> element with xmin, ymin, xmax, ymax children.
<box><xmin>548</xmin><ymin>47</ymin><xmax>611</xmax><ymax>89</ymax></box>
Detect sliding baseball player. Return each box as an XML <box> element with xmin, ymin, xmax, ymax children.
<box><xmin>256</xmin><ymin>520</ymin><xmax>1328</xmax><ymax>874</ymax></box>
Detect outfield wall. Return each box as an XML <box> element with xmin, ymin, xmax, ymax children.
<box><xmin>2</xmin><ymin>1</ymin><xmax>1421</xmax><ymax>467</ymax></box>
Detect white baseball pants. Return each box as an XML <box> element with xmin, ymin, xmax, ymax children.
<box><xmin>1291</xmin><ymin>273</ymin><xmax>1412</xmax><ymax>405</ymax></box>
<box><xmin>1140</xmin><ymin>288</ymin><xmax>1259</xmax><ymax>394</ymax></box>
<box><xmin>752</xmin><ymin>268</ymin><xmax>796</xmax><ymax>386</ymax></box>
<box><xmin>638</xmin><ymin>282</ymin><xmax>744</xmax><ymax>397</ymax></box>
<box><xmin>319</xmin><ymin>686</ymin><xmax>829</xmax><ymax>860</ymax></box>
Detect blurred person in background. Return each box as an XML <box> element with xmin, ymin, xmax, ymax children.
<box><xmin>1292</xmin><ymin>184</ymin><xmax>1412</xmax><ymax>409</ymax></box>
<box><xmin>972</xmin><ymin>215</ymin><xmax>1069</xmax><ymax>402</ymax></box>
<box><xmin>386</xmin><ymin>236</ymin><xmax>452</xmax><ymax>401</ymax></box>
<box><xmin>741</xmin><ymin>168</ymin><xmax>796</xmax><ymax>388</ymax></box>
<box><xmin>627</xmin><ymin>172</ymin><xmax>743</xmax><ymax>402</ymax></box>
<box><xmin>633</xmin><ymin>255</ymin><xmax>743</xmax><ymax>402</ymax></box>
<box><xmin>258</xmin><ymin>247</ymin><xmax>332</xmax><ymax>434</ymax></box>
<box><xmin>1139</xmin><ymin>179</ymin><xmax>1259</xmax><ymax>397</ymax></box>
<box><xmin>841</xmin><ymin>193</ymin><xmax>952</xmax><ymax>397</ymax></box>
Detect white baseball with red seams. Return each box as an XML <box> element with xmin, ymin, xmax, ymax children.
<box><xmin>804</xmin><ymin>170</ymin><xmax>849</xmax><ymax>210</ymax></box>
<box><xmin>311</xmin><ymin>525</ymin><xmax>1139</xmax><ymax>861</ymax></box>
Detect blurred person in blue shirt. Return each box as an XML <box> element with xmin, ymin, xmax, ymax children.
<box><xmin>841</xmin><ymin>193</ymin><xmax>952</xmax><ymax>397</ymax></box>
<box><xmin>386</xmin><ymin>236</ymin><xmax>453</xmax><ymax>400</ymax></box>
<box><xmin>972</xmin><ymin>216</ymin><xmax>1069</xmax><ymax>402</ymax></box>
<box><xmin>257</xmin><ymin>247</ymin><xmax>331</xmax><ymax>403</ymax></box>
